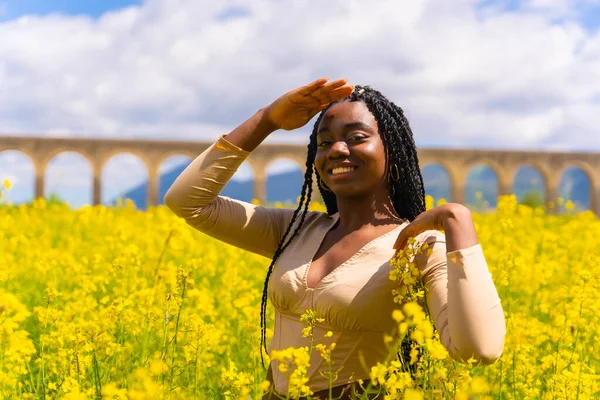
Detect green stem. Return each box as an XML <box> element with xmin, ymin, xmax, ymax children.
<box><xmin>169</xmin><ymin>281</ymin><xmax>187</xmax><ymax>395</ymax></box>
<box><xmin>92</xmin><ymin>351</ymin><xmax>102</xmax><ymax>399</ymax></box>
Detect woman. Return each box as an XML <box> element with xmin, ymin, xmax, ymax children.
<box><xmin>164</xmin><ymin>77</ymin><xmax>506</xmax><ymax>399</ymax></box>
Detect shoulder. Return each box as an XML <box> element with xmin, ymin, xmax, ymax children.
<box><xmin>411</xmin><ymin>230</ymin><xmax>447</xmax><ymax>272</ymax></box>
<box><xmin>288</xmin><ymin>209</ymin><xmax>337</xmax><ymax>235</ymax></box>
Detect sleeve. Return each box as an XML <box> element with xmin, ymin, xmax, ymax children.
<box><xmin>163</xmin><ymin>133</ymin><xmax>301</xmax><ymax>259</ymax></box>
<box><xmin>414</xmin><ymin>230</ymin><xmax>506</xmax><ymax>365</ymax></box>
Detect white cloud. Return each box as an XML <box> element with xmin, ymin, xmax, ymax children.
<box><xmin>0</xmin><ymin>0</ymin><xmax>598</xmax><ymax>148</ymax></box>
<box><xmin>1</xmin><ymin>0</ymin><xmax>600</xmax><ymax>203</ymax></box>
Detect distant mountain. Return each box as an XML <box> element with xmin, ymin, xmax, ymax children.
<box><xmin>108</xmin><ymin>162</ymin><xmax>304</xmax><ymax>209</ymax></box>
<box><xmin>110</xmin><ymin>163</ymin><xmax>591</xmax><ymax>211</ymax></box>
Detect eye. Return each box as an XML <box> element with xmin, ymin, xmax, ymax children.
<box><xmin>349</xmin><ymin>134</ymin><xmax>367</xmax><ymax>141</ymax></box>
<box><xmin>317</xmin><ymin>140</ymin><xmax>332</xmax><ymax>147</ymax></box>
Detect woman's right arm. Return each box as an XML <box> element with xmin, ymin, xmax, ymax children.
<box><xmin>164</xmin><ymin>78</ymin><xmax>354</xmax><ymax>259</ymax></box>
<box><xmin>163</xmin><ymin>110</ymin><xmax>291</xmax><ymax>259</ymax></box>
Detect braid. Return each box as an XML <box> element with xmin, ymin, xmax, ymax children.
<box><xmin>259</xmin><ymin>124</ymin><xmax>321</xmax><ymax>368</ymax></box>
<box><xmin>258</xmin><ymin>85</ymin><xmax>428</xmax><ymax>377</ymax></box>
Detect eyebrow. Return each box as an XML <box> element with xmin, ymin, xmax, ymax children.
<box><xmin>317</xmin><ymin>122</ymin><xmax>374</xmax><ymax>136</ymax></box>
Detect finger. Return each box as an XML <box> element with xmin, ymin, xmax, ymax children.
<box><xmin>394</xmin><ymin>222</ymin><xmax>419</xmax><ymax>250</ymax></box>
<box><xmin>316</xmin><ymin>78</ymin><xmax>349</xmax><ymax>93</ymax></box>
<box><xmin>394</xmin><ymin>239</ymin><xmax>407</xmax><ymax>251</ymax></box>
<box><xmin>318</xmin><ymin>85</ymin><xmax>354</xmax><ymax>103</ymax></box>
<box><xmin>393</xmin><ymin>234</ymin><xmax>404</xmax><ymax>250</ymax></box>
<box><xmin>312</xmin><ymin>79</ymin><xmax>350</xmax><ymax>98</ymax></box>
<box><xmin>297</xmin><ymin>77</ymin><xmax>329</xmax><ymax>96</ymax></box>
<box><xmin>393</xmin><ymin>229</ymin><xmax>409</xmax><ymax>250</ymax></box>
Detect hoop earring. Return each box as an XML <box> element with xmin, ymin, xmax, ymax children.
<box><xmin>319</xmin><ymin>178</ymin><xmax>332</xmax><ymax>192</ymax></box>
<box><xmin>389</xmin><ymin>164</ymin><xmax>401</xmax><ymax>183</ymax></box>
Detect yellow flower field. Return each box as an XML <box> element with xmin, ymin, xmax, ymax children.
<box><xmin>1</xmin><ymin>185</ymin><xmax>599</xmax><ymax>399</ymax></box>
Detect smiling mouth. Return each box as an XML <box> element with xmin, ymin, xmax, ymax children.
<box><xmin>328</xmin><ymin>166</ymin><xmax>358</xmax><ymax>178</ymax></box>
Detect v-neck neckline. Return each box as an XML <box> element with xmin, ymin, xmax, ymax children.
<box><xmin>303</xmin><ymin>214</ymin><xmax>408</xmax><ymax>290</ymax></box>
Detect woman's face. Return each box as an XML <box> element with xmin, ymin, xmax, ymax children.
<box><xmin>314</xmin><ymin>101</ymin><xmax>389</xmax><ymax>198</ymax></box>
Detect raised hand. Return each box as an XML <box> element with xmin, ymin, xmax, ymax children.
<box><xmin>393</xmin><ymin>205</ymin><xmax>448</xmax><ymax>251</ymax></box>
<box><xmin>265</xmin><ymin>77</ymin><xmax>354</xmax><ymax>131</ymax></box>
<box><xmin>393</xmin><ymin>203</ymin><xmax>479</xmax><ymax>253</ymax></box>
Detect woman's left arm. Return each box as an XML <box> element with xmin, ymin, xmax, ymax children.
<box><xmin>394</xmin><ymin>203</ymin><xmax>506</xmax><ymax>365</ymax></box>
<box><xmin>438</xmin><ymin>204</ymin><xmax>479</xmax><ymax>252</ymax></box>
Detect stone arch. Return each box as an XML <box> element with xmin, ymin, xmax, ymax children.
<box><xmin>44</xmin><ymin>151</ymin><xmax>93</xmax><ymax>208</ymax></box>
<box><xmin>38</xmin><ymin>148</ymin><xmax>93</xmax><ymax>173</ymax></box>
<box><xmin>512</xmin><ymin>164</ymin><xmax>547</xmax><ymax>207</ymax></box>
<box><xmin>0</xmin><ymin>146</ymin><xmax>34</xmax><ymax>160</ymax></box>
<box><xmin>244</xmin><ymin>159</ymin><xmax>261</xmax><ymax>178</ymax></box>
<box><xmin>0</xmin><ymin>150</ymin><xmax>35</xmax><ymax>204</ymax></box>
<box><xmin>466</xmin><ymin>159</ymin><xmax>505</xmax><ymax>183</ymax></box>
<box><xmin>157</xmin><ymin>151</ymin><xmax>198</xmax><ymax>167</ymax></box>
<box><xmin>465</xmin><ymin>164</ymin><xmax>500</xmax><ymax>210</ymax></box>
<box><xmin>265</xmin><ymin>156</ymin><xmax>305</xmax><ymax>205</ymax></box>
<box><xmin>101</xmin><ymin>152</ymin><xmax>149</xmax><ymax>209</ymax></box>
<box><xmin>558</xmin><ymin>165</ymin><xmax>593</xmax><ymax>212</ymax></box>
<box><xmin>557</xmin><ymin>162</ymin><xmax>597</xmax><ymax>187</ymax></box>
<box><xmin>421</xmin><ymin>160</ymin><xmax>455</xmax><ymax>181</ymax></box>
<box><xmin>510</xmin><ymin>162</ymin><xmax>553</xmax><ymax>188</ymax></box>
<box><xmin>99</xmin><ymin>149</ymin><xmax>152</xmax><ymax>173</ymax></box>
<box><xmin>222</xmin><ymin>161</ymin><xmax>256</xmax><ymax>203</ymax></box>
<box><xmin>421</xmin><ymin>163</ymin><xmax>452</xmax><ymax>204</ymax></box>
<box><xmin>265</xmin><ymin>154</ymin><xmax>307</xmax><ymax>173</ymax></box>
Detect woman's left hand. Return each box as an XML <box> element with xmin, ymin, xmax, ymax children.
<box><xmin>393</xmin><ymin>203</ymin><xmax>475</xmax><ymax>251</ymax></box>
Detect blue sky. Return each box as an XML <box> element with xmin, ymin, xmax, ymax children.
<box><xmin>579</xmin><ymin>5</ymin><xmax>600</xmax><ymax>31</ymax></box>
<box><xmin>476</xmin><ymin>0</ymin><xmax>600</xmax><ymax>31</ymax></box>
<box><xmin>0</xmin><ymin>0</ymin><xmax>141</xmax><ymax>20</ymax></box>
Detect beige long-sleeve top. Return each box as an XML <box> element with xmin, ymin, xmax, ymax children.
<box><xmin>164</xmin><ymin>134</ymin><xmax>506</xmax><ymax>395</ymax></box>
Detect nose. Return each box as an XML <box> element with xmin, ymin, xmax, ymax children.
<box><xmin>328</xmin><ymin>140</ymin><xmax>350</xmax><ymax>159</ymax></box>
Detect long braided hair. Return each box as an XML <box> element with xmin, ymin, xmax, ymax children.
<box><xmin>259</xmin><ymin>85</ymin><xmax>427</xmax><ymax>369</ymax></box>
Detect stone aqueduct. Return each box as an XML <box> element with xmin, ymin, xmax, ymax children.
<box><xmin>1</xmin><ymin>135</ymin><xmax>600</xmax><ymax>215</ymax></box>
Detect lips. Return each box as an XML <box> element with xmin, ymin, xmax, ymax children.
<box><xmin>327</xmin><ymin>163</ymin><xmax>357</xmax><ymax>174</ymax></box>
<box><xmin>328</xmin><ymin>164</ymin><xmax>358</xmax><ymax>180</ymax></box>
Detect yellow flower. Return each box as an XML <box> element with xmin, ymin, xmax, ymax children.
<box><xmin>3</xmin><ymin>179</ymin><xmax>11</xmax><ymax>190</ymax></box>
<box><xmin>369</xmin><ymin>363</ymin><xmax>387</xmax><ymax>385</ymax></box>
<box><xmin>1</xmin><ymin>194</ymin><xmax>598</xmax><ymax>399</ymax></box>
<box><xmin>259</xmin><ymin>380</ymin><xmax>271</xmax><ymax>393</ymax></box>
<box><xmin>149</xmin><ymin>359</ymin><xmax>168</xmax><ymax>376</ymax></box>
<box><xmin>392</xmin><ymin>309</ymin><xmax>404</xmax><ymax>322</ymax></box>
<box><xmin>402</xmin><ymin>302</ymin><xmax>422</xmax><ymax>318</ymax></box>
<box><xmin>565</xmin><ymin>200</ymin><xmax>574</xmax><ymax>211</ymax></box>
<box><xmin>101</xmin><ymin>383</ymin><xmax>128</xmax><ymax>399</ymax></box>
<box><xmin>470</xmin><ymin>376</ymin><xmax>490</xmax><ymax>394</ymax></box>
<box><xmin>404</xmin><ymin>388</ymin><xmax>424</xmax><ymax>400</ymax></box>
<box><xmin>302</xmin><ymin>326</ymin><xmax>313</xmax><ymax>337</ymax></box>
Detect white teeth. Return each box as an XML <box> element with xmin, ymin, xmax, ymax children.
<box><xmin>331</xmin><ymin>167</ymin><xmax>355</xmax><ymax>175</ymax></box>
